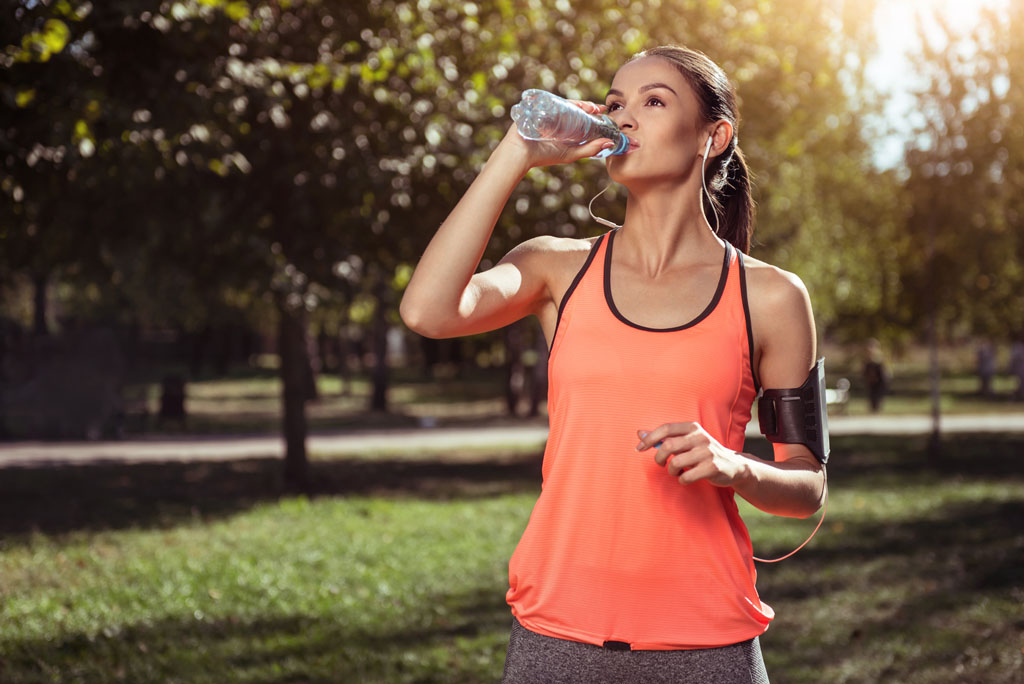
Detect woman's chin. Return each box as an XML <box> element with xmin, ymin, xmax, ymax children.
<box><xmin>606</xmin><ymin>165</ymin><xmax>648</xmax><ymax>187</ymax></box>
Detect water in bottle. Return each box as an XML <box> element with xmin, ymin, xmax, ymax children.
<box><xmin>511</xmin><ymin>89</ymin><xmax>630</xmax><ymax>158</ymax></box>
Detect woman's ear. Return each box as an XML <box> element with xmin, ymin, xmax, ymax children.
<box><xmin>707</xmin><ymin>120</ymin><xmax>734</xmax><ymax>157</ymax></box>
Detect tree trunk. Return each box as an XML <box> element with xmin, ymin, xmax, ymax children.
<box><xmin>278</xmin><ymin>301</ymin><xmax>311</xmax><ymax>492</ymax></box>
<box><xmin>529</xmin><ymin>323</ymin><xmax>549</xmax><ymax>417</ymax></box>
<box><xmin>338</xmin><ymin>324</ymin><xmax>353</xmax><ymax>397</ymax></box>
<box><xmin>32</xmin><ymin>272</ymin><xmax>48</xmax><ymax>336</ymax></box>
<box><xmin>370</xmin><ymin>279</ymin><xmax>390</xmax><ymax>412</ymax></box>
<box><xmin>213</xmin><ymin>325</ymin><xmax>233</xmax><ymax>376</ymax></box>
<box><xmin>190</xmin><ymin>325</ymin><xmax>212</xmax><ymax>378</ymax></box>
<box><xmin>926</xmin><ymin>215</ymin><xmax>942</xmax><ymax>459</ymax></box>
<box><xmin>420</xmin><ymin>336</ymin><xmax>440</xmax><ymax>380</ymax></box>
<box><xmin>505</xmin><ymin>321</ymin><xmax>525</xmax><ymax>416</ymax></box>
<box><xmin>303</xmin><ymin>323</ymin><xmax>320</xmax><ymax>402</ymax></box>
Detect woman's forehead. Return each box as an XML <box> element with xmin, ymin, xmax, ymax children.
<box><xmin>609</xmin><ymin>56</ymin><xmax>689</xmax><ymax>94</ymax></box>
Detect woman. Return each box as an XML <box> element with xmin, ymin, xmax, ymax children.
<box><xmin>400</xmin><ymin>45</ymin><xmax>826</xmax><ymax>683</ymax></box>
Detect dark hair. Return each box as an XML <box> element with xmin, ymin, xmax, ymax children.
<box><xmin>627</xmin><ymin>46</ymin><xmax>755</xmax><ymax>254</ymax></box>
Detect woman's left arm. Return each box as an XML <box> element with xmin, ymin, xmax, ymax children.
<box><xmin>636</xmin><ymin>264</ymin><xmax>826</xmax><ymax>519</ymax></box>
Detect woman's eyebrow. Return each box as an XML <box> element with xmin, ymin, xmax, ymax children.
<box><xmin>605</xmin><ymin>83</ymin><xmax>679</xmax><ymax>99</ymax></box>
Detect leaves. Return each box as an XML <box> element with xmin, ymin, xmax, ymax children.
<box><xmin>4</xmin><ymin>0</ymin><xmax>1010</xmax><ymax>349</ymax></box>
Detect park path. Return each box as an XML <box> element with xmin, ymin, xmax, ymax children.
<box><xmin>2</xmin><ymin>412</ymin><xmax>1024</xmax><ymax>469</ymax></box>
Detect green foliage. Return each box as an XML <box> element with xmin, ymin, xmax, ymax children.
<box><xmin>901</xmin><ymin>4</ymin><xmax>1024</xmax><ymax>342</ymax></box>
<box><xmin>2</xmin><ymin>0</ymin><xmax>1018</xmax><ymax>347</ymax></box>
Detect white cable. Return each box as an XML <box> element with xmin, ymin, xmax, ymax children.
<box><xmin>753</xmin><ymin>464</ymin><xmax>829</xmax><ymax>563</ymax></box>
<box><xmin>587</xmin><ymin>182</ymin><xmax>622</xmax><ymax>229</ymax></box>
<box><xmin>700</xmin><ymin>135</ymin><xmax>719</xmax><ymax>236</ymax></box>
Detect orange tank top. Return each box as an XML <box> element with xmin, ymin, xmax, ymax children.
<box><xmin>506</xmin><ymin>228</ymin><xmax>773</xmax><ymax>650</ymax></box>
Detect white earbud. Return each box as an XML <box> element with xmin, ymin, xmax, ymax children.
<box><xmin>700</xmin><ymin>135</ymin><xmax>718</xmax><ymax>235</ymax></box>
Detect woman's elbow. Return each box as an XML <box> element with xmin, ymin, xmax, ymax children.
<box><xmin>796</xmin><ymin>472</ymin><xmax>828</xmax><ymax>519</ymax></box>
<box><xmin>400</xmin><ymin>297</ymin><xmax>455</xmax><ymax>339</ymax></box>
<box><xmin>399</xmin><ymin>297</ymin><xmax>433</xmax><ymax>337</ymax></box>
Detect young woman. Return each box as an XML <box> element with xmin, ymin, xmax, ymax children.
<box><xmin>400</xmin><ymin>45</ymin><xmax>826</xmax><ymax>684</ymax></box>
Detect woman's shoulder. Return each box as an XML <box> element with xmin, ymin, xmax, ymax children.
<box><xmin>740</xmin><ymin>253</ymin><xmax>814</xmax><ymax>329</ymax></box>
<box><xmin>741</xmin><ymin>253</ymin><xmax>811</xmax><ymax>308</ymax></box>
<box><xmin>518</xmin><ymin>233</ymin><xmax>602</xmax><ymax>255</ymax></box>
<box><xmin>512</xmin><ymin>233</ymin><xmax>603</xmax><ymax>278</ymax></box>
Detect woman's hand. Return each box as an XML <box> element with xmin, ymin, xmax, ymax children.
<box><xmin>497</xmin><ymin>100</ymin><xmax>615</xmax><ymax>171</ymax></box>
<box><xmin>635</xmin><ymin>423</ymin><xmax>752</xmax><ymax>488</ymax></box>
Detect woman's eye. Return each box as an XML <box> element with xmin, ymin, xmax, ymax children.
<box><xmin>607</xmin><ymin>102</ymin><xmax>622</xmax><ymax>111</ymax></box>
<box><xmin>648</xmin><ymin>97</ymin><xmax>664</xmax><ymax>106</ymax></box>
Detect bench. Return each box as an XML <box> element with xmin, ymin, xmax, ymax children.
<box><xmin>826</xmin><ymin>377</ymin><xmax>851</xmax><ymax>414</ymax></box>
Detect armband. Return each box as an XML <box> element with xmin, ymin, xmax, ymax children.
<box><xmin>757</xmin><ymin>357</ymin><xmax>830</xmax><ymax>464</ymax></box>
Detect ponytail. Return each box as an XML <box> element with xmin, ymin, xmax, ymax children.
<box><xmin>716</xmin><ymin>147</ymin><xmax>754</xmax><ymax>254</ymax></box>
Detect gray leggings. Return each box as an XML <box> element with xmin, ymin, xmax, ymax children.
<box><xmin>501</xmin><ymin>618</ymin><xmax>770</xmax><ymax>684</ymax></box>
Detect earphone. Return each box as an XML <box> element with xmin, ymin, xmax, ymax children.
<box><xmin>700</xmin><ymin>134</ymin><xmax>718</xmax><ymax>236</ymax></box>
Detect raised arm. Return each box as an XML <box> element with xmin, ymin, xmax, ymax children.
<box><xmin>400</xmin><ymin>104</ymin><xmax>614</xmax><ymax>339</ymax></box>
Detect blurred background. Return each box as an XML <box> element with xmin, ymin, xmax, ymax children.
<box><xmin>1</xmin><ymin>1</ymin><xmax>1023</xmax><ymax>682</ymax></box>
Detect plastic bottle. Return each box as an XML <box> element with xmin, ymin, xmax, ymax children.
<box><xmin>510</xmin><ymin>89</ymin><xmax>629</xmax><ymax>158</ymax></box>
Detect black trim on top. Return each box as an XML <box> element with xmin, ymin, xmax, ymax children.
<box><xmin>549</xmin><ymin>233</ymin><xmax>606</xmax><ymax>351</ymax></box>
<box><xmin>737</xmin><ymin>250</ymin><xmax>761</xmax><ymax>394</ymax></box>
<box><xmin>603</xmin><ymin>228</ymin><xmax>733</xmax><ymax>333</ymax></box>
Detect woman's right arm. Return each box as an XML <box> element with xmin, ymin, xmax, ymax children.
<box><xmin>400</xmin><ymin>108</ymin><xmax>612</xmax><ymax>339</ymax></box>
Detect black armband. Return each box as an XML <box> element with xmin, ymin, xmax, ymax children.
<box><xmin>757</xmin><ymin>357</ymin><xmax>830</xmax><ymax>464</ymax></box>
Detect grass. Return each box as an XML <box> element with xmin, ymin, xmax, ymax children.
<box><xmin>1</xmin><ymin>434</ymin><xmax>1023</xmax><ymax>682</ymax></box>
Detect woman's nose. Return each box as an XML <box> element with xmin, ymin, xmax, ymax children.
<box><xmin>613</xmin><ymin>107</ymin><xmax>637</xmax><ymax>129</ymax></box>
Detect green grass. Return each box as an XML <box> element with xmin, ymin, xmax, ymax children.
<box><xmin>1</xmin><ymin>434</ymin><xmax>1022</xmax><ymax>683</ymax></box>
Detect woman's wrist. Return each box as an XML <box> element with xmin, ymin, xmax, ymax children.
<box><xmin>730</xmin><ymin>452</ymin><xmax>759</xmax><ymax>490</ymax></box>
<box><xmin>489</xmin><ymin>136</ymin><xmax>534</xmax><ymax>177</ymax></box>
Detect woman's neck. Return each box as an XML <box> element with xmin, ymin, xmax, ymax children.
<box><xmin>616</xmin><ymin>180</ymin><xmax>724</xmax><ymax>278</ymax></box>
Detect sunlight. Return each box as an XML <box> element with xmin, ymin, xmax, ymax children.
<box><xmin>868</xmin><ymin>0</ymin><xmax>1009</xmax><ymax>168</ymax></box>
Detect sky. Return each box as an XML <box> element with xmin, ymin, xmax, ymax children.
<box><xmin>867</xmin><ymin>0</ymin><xmax>1008</xmax><ymax>168</ymax></box>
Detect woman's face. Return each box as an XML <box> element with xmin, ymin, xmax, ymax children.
<box><xmin>603</xmin><ymin>56</ymin><xmax>706</xmax><ymax>187</ymax></box>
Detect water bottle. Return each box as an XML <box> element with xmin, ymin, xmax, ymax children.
<box><xmin>510</xmin><ymin>89</ymin><xmax>629</xmax><ymax>158</ymax></box>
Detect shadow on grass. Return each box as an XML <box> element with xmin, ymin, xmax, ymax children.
<box><xmin>0</xmin><ymin>587</ymin><xmax>513</xmax><ymax>684</ymax></box>
<box><xmin>0</xmin><ymin>451</ymin><xmax>544</xmax><ymax>540</ymax></box>
<box><xmin>760</xmin><ymin>496</ymin><xmax>1024</xmax><ymax>682</ymax></box>
<box><xmin>753</xmin><ymin>433</ymin><xmax>1024</xmax><ymax>683</ymax></box>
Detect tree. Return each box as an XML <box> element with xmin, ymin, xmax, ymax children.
<box><xmin>3</xmin><ymin>0</ymin><xmax>902</xmax><ymax>477</ymax></box>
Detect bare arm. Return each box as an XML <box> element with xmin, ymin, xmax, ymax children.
<box><xmin>745</xmin><ymin>264</ymin><xmax>831</xmax><ymax>516</ymax></box>
<box><xmin>400</xmin><ymin>104</ymin><xmax>614</xmax><ymax>339</ymax></box>
<box><xmin>733</xmin><ymin>267</ymin><xmax>825</xmax><ymax>517</ymax></box>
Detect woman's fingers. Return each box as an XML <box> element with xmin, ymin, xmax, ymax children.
<box><xmin>569</xmin><ymin>99</ymin><xmax>606</xmax><ymax>115</ymax></box>
<box><xmin>636</xmin><ymin>423</ymin><xmax>698</xmax><ymax>452</ymax></box>
<box><xmin>579</xmin><ymin>137</ymin><xmax>616</xmax><ymax>159</ymax></box>
<box><xmin>677</xmin><ymin>459</ymin><xmax>717</xmax><ymax>484</ymax></box>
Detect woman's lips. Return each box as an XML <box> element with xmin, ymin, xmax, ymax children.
<box><xmin>626</xmin><ymin>137</ymin><xmax>640</xmax><ymax>152</ymax></box>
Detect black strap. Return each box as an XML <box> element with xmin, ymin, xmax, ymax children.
<box><xmin>757</xmin><ymin>358</ymin><xmax>830</xmax><ymax>464</ymax></box>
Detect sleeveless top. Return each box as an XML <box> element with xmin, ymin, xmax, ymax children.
<box><xmin>506</xmin><ymin>228</ymin><xmax>773</xmax><ymax>650</ymax></box>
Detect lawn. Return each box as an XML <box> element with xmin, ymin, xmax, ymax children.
<box><xmin>1</xmin><ymin>433</ymin><xmax>1022</xmax><ymax>683</ymax></box>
